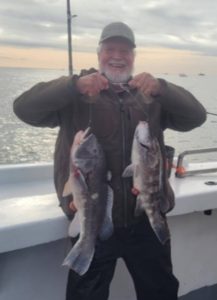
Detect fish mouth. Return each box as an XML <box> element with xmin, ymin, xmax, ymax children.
<box><xmin>72</xmin><ymin>127</ymin><xmax>94</xmax><ymax>150</ymax></box>
<box><xmin>79</xmin><ymin>127</ymin><xmax>94</xmax><ymax>144</ymax></box>
<box><xmin>82</xmin><ymin>127</ymin><xmax>91</xmax><ymax>139</ymax></box>
<box><xmin>74</xmin><ymin>127</ymin><xmax>99</xmax><ymax>159</ymax></box>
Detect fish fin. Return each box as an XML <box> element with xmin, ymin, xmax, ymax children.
<box><xmin>147</xmin><ymin>212</ymin><xmax>170</xmax><ymax>244</ymax></box>
<box><xmin>134</xmin><ymin>194</ymin><xmax>150</xmax><ymax>216</ymax></box>
<box><xmin>62</xmin><ymin>177</ymin><xmax>72</xmax><ymax>197</ymax></box>
<box><xmin>122</xmin><ymin>164</ymin><xmax>134</xmax><ymax>177</ymax></box>
<box><xmin>62</xmin><ymin>239</ymin><xmax>95</xmax><ymax>276</ymax></box>
<box><xmin>73</xmin><ymin>169</ymin><xmax>89</xmax><ymax>191</ymax></box>
<box><xmin>134</xmin><ymin>195</ymin><xmax>145</xmax><ymax>216</ymax></box>
<box><xmin>99</xmin><ymin>185</ymin><xmax>114</xmax><ymax>240</ymax></box>
<box><xmin>68</xmin><ymin>212</ymin><xmax>80</xmax><ymax>238</ymax></box>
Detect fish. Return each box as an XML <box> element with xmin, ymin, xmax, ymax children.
<box><xmin>62</xmin><ymin>127</ymin><xmax>113</xmax><ymax>275</ymax></box>
<box><xmin>122</xmin><ymin>121</ymin><xmax>169</xmax><ymax>244</ymax></box>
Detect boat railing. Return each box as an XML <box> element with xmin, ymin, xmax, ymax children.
<box><xmin>175</xmin><ymin>148</ymin><xmax>217</xmax><ymax>178</ymax></box>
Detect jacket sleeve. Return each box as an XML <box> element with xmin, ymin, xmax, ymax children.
<box><xmin>13</xmin><ymin>75</ymin><xmax>80</xmax><ymax>128</ymax></box>
<box><xmin>157</xmin><ymin>79</ymin><xmax>207</xmax><ymax>131</ymax></box>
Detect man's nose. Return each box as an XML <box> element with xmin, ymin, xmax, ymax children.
<box><xmin>112</xmin><ymin>49</ymin><xmax>123</xmax><ymax>59</ymax></box>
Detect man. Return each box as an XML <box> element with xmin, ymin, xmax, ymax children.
<box><xmin>14</xmin><ymin>22</ymin><xmax>206</xmax><ymax>300</ymax></box>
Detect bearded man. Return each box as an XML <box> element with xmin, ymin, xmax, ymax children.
<box><xmin>14</xmin><ymin>22</ymin><xmax>206</xmax><ymax>300</ymax></box>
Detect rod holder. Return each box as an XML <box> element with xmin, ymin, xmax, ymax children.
<box><xmin>175</xmin><ymin>148</ymin><xmax>217</xmax><ymax>178</ymax></box>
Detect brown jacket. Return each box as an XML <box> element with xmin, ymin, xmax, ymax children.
<box><xmin>13</xmin><ymin>69</ymin><xmax>206</xmax><ymax>227</ymax></box>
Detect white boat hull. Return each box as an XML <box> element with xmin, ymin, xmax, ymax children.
<box><xmin>1</xmin><ymin>163</ymin><xmax>217</xmax><ymax>299</ymax></box>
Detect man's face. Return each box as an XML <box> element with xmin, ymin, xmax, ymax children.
<box><xmin>98</xmin><ymin>38</ymin><xmax>135</xmax><ymax>83</ymax></box>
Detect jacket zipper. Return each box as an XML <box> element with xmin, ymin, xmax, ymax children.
<box><xmin>118</xmin><ymin>97</ymin><xmax>128</xmax><ymax>227</ymax></box>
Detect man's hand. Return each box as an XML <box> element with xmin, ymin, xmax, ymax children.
<box><xmin>76</xmin><ymin>72</ymin><xmax>109</xmax><ymax>98</ymax></box>
<box><xmin>128</xmin><ymin>72</ymin><xmax>161</xmax><ymax>96</ymax></box>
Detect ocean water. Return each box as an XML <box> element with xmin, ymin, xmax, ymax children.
<box><xmin>0</xmin><ymin>67</ymin><xmax>65</xmax><ymax>164</ymax></box>
<box><xmin>0</xmin><ymin>67</ymin><xmax>217</xmax><ymax>164</ymax></box>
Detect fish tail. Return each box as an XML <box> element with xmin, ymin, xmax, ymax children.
<box><xmin>137</xmin><ymin>196</ymin><xmax>170</xmax><ymax>244</ymax></box>
<box><xmin>62</xmin><ymin>240</ymin><xmax>95</xmax><ymax>276</ymax></box>
<box><xmin>151</xmin><ymin>221</ymin><xmax>170</xmax><ymax>244</ymax></box>
<box><xmin>145</xmin><ymin>208</ymin><xmax>170</xmax><ymax>244</ymax></box>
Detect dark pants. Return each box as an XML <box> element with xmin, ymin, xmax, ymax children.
<box><xmin>66</xmin><ymin>218</ymin><xmax>179</xmax><ymax>300</ymax></box>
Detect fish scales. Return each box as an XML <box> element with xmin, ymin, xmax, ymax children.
<box><xmin>62</xmin><ymin>128</ymin><xmax>113</xmax><ymax>275</ymax></box>
<box><xmin>123</xmin><ymin>121</ymin><xmax>169</xmax><ymax>244</ymax></box>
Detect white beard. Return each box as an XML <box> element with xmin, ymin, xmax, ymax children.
<box><xmin>102</xmin><ymin>70</ymin><xmax>131</xmax><ymax>83</ymax></box>
<box><xmin>99</xmin><ymin>62</ymin><xmax>133</xmax><ymax>83</ymax></box>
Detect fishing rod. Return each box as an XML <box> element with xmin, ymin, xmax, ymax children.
<box><xmin>66</xmin><ymin>0</ymin><xmax>77</xmax><ymax>76</ymax></box>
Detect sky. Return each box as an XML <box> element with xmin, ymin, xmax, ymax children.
<box><xmin>0</xmin><ymin>0</ymin><xmax>217</xmax><ymax>74</ymax></box>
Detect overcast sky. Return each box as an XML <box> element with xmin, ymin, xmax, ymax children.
<box><xmin>0</xmin><ymin>0</ymin><xmax>217</xmax><ymax>73</ymax></box>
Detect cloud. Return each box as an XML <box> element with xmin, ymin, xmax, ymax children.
<box><xmin>0</xmin><ymin>0</ymin><xmax>216</xmax><ymax>57</ymax></box>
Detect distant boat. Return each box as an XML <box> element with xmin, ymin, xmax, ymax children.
<box><xmin>179</xmin><ymin>73</ymin><xmax>187</xmax><ymax>77</ymax></box>
<box><xmin>198</xmin><ymin>73</ymin><xmax>205</xmax><ymax>76</ymax></box>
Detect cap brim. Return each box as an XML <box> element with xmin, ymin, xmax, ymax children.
<box><xmin>99</xmin><ymin>36</ymin><xmax>136</xmax><ymax>48</ymax></box>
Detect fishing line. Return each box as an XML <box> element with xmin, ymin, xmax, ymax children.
<box><xmin>88</xmin><ymin>103</ymin><xmax>93</xmax><ymax>127</ymax></box>
<box><xmin>102</xmin><ymin>80</ymin><xmax>217</xmax><ymax>119</ymax></box>
<box><xmin>112</xmin><ymin>83</ymin><xmax>150</xmax><ymax>121</ymax></box>
<box><xmin>207</xmin><ymin>111</ymin><xmax>217</xmax><ymax>117</ymax></box>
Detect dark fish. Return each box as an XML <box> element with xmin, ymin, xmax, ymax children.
<box><xmin>62</xmin><ymin>128</ymin><xmax>113</xmax><ymax>275</ymax></box>
<box><xmin>123</xmin><ymin>121</ymin><xmax>169</xmax><ymax>244</ymax></box>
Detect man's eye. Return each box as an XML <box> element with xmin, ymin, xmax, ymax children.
<box><xmin>121</xmin><ymin>50</ymin><xmax>129</xmax><ymax>55</ymax></box>
<box><xmin>105</xmin><ymin>48</ymin><xmax>113</xmax><ymax>53</ymax></box>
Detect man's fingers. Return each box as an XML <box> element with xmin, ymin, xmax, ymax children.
<box><xmin>129</xmin><ymin>72</ymin><xmax>160</xmax><ymax>96</ymax></box>
<box><xmin>129</xmin><ymin>72</ymin><xmax>149</xmax><ymax>88</ymax></box>
<box><xmin>98</xmin><ymin>73</ymin><xmax>109</xmax><ymax>89</ymax></box>
<box><xmin>77</xmin><ymin>72</ymin><xmax>109</xmax><ymax>97</ymax></box>
<box><xmin>94</xmin><ymin>74</ymin><xmax>109</xmax><ymax>95</ymax></box>
<box><xmin>141</xmin><ymin>86</ymin><xmax>151</xmax><ymax>96</ymax></box>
